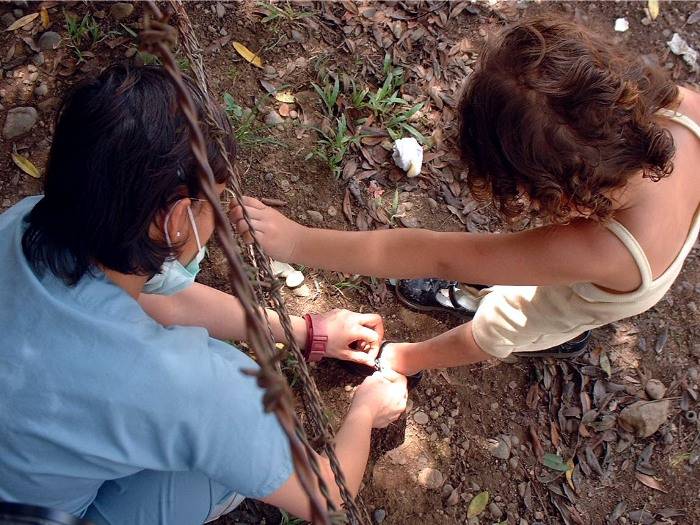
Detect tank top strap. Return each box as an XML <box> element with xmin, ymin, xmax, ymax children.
<box><xmin>604</xmin><ymin>220</ymin><xmax>654</xmax><ymax>287</ymax></box>
<box><xmin>656</xmin><ymin>108</ymin><xmax>700</xmax><ymax>140</ymax></box>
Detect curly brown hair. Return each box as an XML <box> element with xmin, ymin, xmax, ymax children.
<box><xmin>458</xmin><ymin>15</ymin><xmax>679</xmax><ymax>223</ymax></box>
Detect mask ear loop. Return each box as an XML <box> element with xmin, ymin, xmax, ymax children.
<box><xmin>187</xmin><ymin>205</ymin><xmax>203</xmax><ymax>252</ymax></box>
<box><xmin>163</xmin><ymin>199</ymin><xmax>202</xmax><ymax>252</ymax></box>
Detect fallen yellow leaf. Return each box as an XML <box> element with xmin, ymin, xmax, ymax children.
<box><xmin>274</xmin><ymin>91</ymin><xmax>295</xmax><ymax>104</ymax></box>
<box><xmin>233</xmin><ymin>41</ymin><xmax>262</xmax><ymax>68</ymax></box>
<box><xmin>648</xmin><ymin>0</ymin><xmax>660</xmax><ymax>20</ymax></box>
<box><xmin>467</xmin><ymin>491</ymin><xmax>489</xmax><ymax>518</ymax></box>
<box><xmin>6</xmin><ymin>12</ymin><xmax>39</xmax><ymax>31</ymax></box>
<box><xmin>40</xmin><ymin>8</ymin><xmax>50</xmax><ymax>29</ymax></box>
<box><xmin>11</xmin><ymin>152</ymin><xmax>41</xmax><ymax>178</ymax></box>
<box><xmin>566</xmin><ymin>459</ymin><xmax>575</xmax><ymax>491</ymax></box>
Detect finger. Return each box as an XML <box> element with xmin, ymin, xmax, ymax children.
<box><xmin>359</xmin><ymin>313</ymin><xmax>384</xmax><ymax>341</ymax></box>
<box><xmin>242</xmin><ymin>196</ymin><xmax>266</xmax><ymax>209</ymax></box>
<box><xmin>341</xmin><ymin>350</ymin><xmax>376</xmax><ymax>367</ymax></box>
<box><xmin>351</xmin><ymin>325</ymin><xmax>380</xmax><ymax>345</ymax></box>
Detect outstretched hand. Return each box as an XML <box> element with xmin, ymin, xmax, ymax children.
<box><xmin>229</xmin><ymin>196</ymin><xmax>305</xmax><ymax>262</ymax></box>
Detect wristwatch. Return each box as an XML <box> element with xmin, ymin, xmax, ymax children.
<box><xmin>303</xmin><ymin>314</ymin><xmax>328</xmax><ymax>362</ymax></box>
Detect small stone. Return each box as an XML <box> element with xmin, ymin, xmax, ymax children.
<box><xmin>264</xmin><ymin>110</ymin><xmax>283</xmax><ymax>126</ymax></box>
<box><xmin>509</xmin><ymin>457</ymin><xmax>519</xmax><ymax>469</ymax></box>
<box><xmin>373</xmin><ymin>509</ymin><xmax>386</xmax><ymax>524</ymax></box>
<box><xmin>461</xmin><ymin>439</ymin><xmax>470</xmax><ymax>450</ymax></box>
<box><xmin>215</xmin><ymin>2</ymin><xmax>225</xmax><ymax>18</ymax></box>
<box><xmin>534</xmin><ymin>511</ymin><xmax>544</xmax><ymax>520</ymax></box>
<box><xmin>645</xmin><ymin>379</ymin><xmax>666</xmax><ymax>400</ymax></box>
<box><xmin>327</xmin><ymin>206</ymin><xmax>338</xmax><ymax>217</ymax></box>
<box><xmin>3</xmin><ymin>106</ymin><xmax>38</xmax><ymax>139</ymax></box>
<box><xmin>27</xmin><ymin>64</ymin><xmax>37</xmax><ymax>73</ymax></box>
<box><xmin>31</xmin><ymin>53</ymin><xmax>45</xmax><ymax>66</ymax></box>
<box><xmin>413</xmin><ymin>411</ymin><xmax>429</xmax><ymax>425</ymax></box>
<box><xmin>519</xmin><ymin>520</ymin><xmax>529</xmax><ymax>525</ymax></box>
<box><xmin>490</xmin><ymin>401</ymin><xmax>499</xmax><ymax>410</ymax></box>
<box><xmin>344</xmin><ymin>385</ymin><xmax>353</xmax><ymax>392</ymax></box>
<box><xmin>619</xmin><ymin>400</ymin><xmax>670</xmax><ymax>438</ymax></box>
<box><xmin>291</xmin><ymin>29</ymin><xmax>307</xmax><ymax>43</ymax></box>
<box><xmin>13</xmin><ymin>9</ymin><xmax>23</xmax><ymax>18</ymax></box>
<box><xmin>307</xmin><ymin>210</ymin><xmax>324</xmax><ymax>223</ymax></box>
<box><xmin>292</xmin><ymin>284</ymin><xmax>311</xmax><ymax>297</ymax></box>
<box><xmin>285</xmin><ymin>270</ymin><xmax>305</xmax><ymax>288</ymax></box>
<box><xmin>489</xmin><ymin>502</ymin><xmax>503</xmax><ymax>520</ymax></box>
<box><xmin>33</xmin><ymin>83</ymin><xmax>48</xmax><ymax>97</ymax></box>
<box><xmin>441</xmin><ymin>484</ymin><xmax>454</xmax><ymax>498</ymax></box>
<box><xmin>688</xmin><ymin>368</ymin><xmax>698</xmax><ymax>383</ymax></box>
<box><xmin>417</xmin><ymin>467</ymin><xmax>443</xmax><ymax>490</ymax></box>
<box><xmin>399</xmin><ymin>216</ymin><xmax>420</xmax><ymax>228</ymax></box>
<box><xmin>262</xmin><ymin>65</ymin><xmax>277</xmax><ymax>76</ymax></box>
<box><xmin>614</xmin><ymin>18</ymin><xmax>629</xmax><ymax>32</ymax></box>
<box><xmin>289</xmin><ymin>109</ymin><xmax>298</xmax><ymax>119</ymax></box>
<box><xmin>446</xmin><ymin>489</ymin><xmax>459</xmax><ymax>506</ymax></box>
<box><xmin>1</xmin><ymin>13</ymin><xmax>16</xmax><ymax>28</ymax></box>
<box><xmin>440</xmin><ymin>423</ymin><xmax>450</xmax><ymax>435</ymax></box>
<box><xmin>429</xmin><ymin>410</ymin><xmax>439</xmax><ymax>420</ymax></box>
<box><xmin>641</xmin><ymin>16</ymin><xmax>651</xmax><ymax>26</ymax></box>
<box><xmin>220</xmin><ymin>27</ymin><xmax>227</xmax><ymax>36</ymax></box>
<box><xmin>110</xmin><ymin>2</ymin><xmax>134</xmax><ymax>20</ymax></box>
<box><xmin>38</xmin><ymin>31</ymin><xmax>61</xmax><ymax>51</ymax></box>
<box><xmin>509</xmin><ymin>381</ymin><xmax>518</xmax><ymax>390</ymax></box>
<box><xmin>427</xmin><ymin>197</ymin><xmax>438</xmax><ymax>210</ymax></box>
<box><xmin>450</xmin><ymin>408</ymin><xmax>459</xmax><ymax>417</ymax></box>
<box><xmin>487</xmin><ymin>435</ymin><xmax>511</xmax><ymax>460</ymax></box>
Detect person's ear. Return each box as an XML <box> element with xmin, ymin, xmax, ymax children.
<box><xmin>165</xmin><ymin>198</ymin><xmax>192</xmax><ymax>245</ymax></box>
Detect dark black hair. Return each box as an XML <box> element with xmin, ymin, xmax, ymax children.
<box><xmin>22</xmin><ymin>64</ymin><xmax>236</xmax><ymax>285</ymax></box>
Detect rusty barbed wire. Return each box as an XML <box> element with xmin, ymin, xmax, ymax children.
<box><xmin>140</xmin><ymin>2</ymin><xmax>368</xmax><ymax>524</ymax></box>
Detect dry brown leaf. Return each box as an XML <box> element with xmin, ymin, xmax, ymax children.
<box><xmin>634</xmin><ymin>472</ymin><xmax>668</xmax><ymax>494</ymax></box>
<box><xmin>232</xmin><ymin>41</ymin><xmax>262</xmax><ymax>68</ymax></box>
<box><xmin>6</xmin><ymin>13</ymin><xmax>39</xmax><ymax>31</ymax></box>
<box><xmin>648</xmin><ymin>0</ymin><xmax>660</xmax><ymax>20</ymax></box>
<box><xmin>274</xmin><ymin>91</ymin><xmax>295</xmax><ymax>104</ymax></box>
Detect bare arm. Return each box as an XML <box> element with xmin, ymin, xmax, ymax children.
<box><xmin>232</xmin><ymin>198</ymin><xmax>631</xmax><ymax>288</ymax></box>
<box><xmin>139</xmin><ymin>282</ymin><xmax>386</xmax><ymax>366</ymax></box>
<box><xmin>139</xmin><ymin>282</ymin><xmax>308</xmax><ymax>346</ymax></box>
<box><xmin>262</xmin><ymin>372</ymin><xmax>407</xmax><ymax>521</ymax></box>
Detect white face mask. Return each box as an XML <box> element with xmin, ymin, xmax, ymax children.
<box><xmin>142</xmin><ymin>202</ymin><xmax>206</xmax><ymax>296</ymax></box>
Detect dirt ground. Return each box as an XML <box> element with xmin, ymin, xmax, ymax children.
<box><xmin>1</xmin><ymin>1</ymin><xmax>699</xmax><ymax>524</ymax></box>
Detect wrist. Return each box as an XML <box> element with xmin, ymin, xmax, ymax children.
<box><xmin>288</xmin><ymin>224</ymin><xmax>309</xmax><ymax>262</ymax></box>
<box><xmin>384</xmin><ymin>342</ymin><xmax>422</xmax><ymax>376</ymax></box>
<box><xmin>291</xmin><ymin>315</ymin><xmax>308</xmax><ymax>349</ymax></box>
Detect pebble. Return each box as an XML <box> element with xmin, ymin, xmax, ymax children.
<box><xmin>689</xmin><ymin>368</ymin><xmax>698</xmax><ymax>383</ymax></box>
<box><xmin>446</xmin><ymin>489</ymin><xmax>459</xmax><ymax>506</ymax></box>
<box><xmin>344</xmin><ymin>385</ymin><xmax>353</xmax><ymax>392</ymax></box>
<box><xmin>31</xmin><ymin>53</ymin><xmax>45</xmax><ymax>66</ymax></box>
<box><xmin>490</xmin><ymin>401</ymin><xmax>499</xmax><ymax>410</ymax></box>
<box><xmin>33</xmin><ymin>83</ymin><xmax>48</xmax><ymax>97</ymax></box>
<box><xmin>13</xmin><ymin>9</ymin><xmax>23</xmax><ymax>18</ymax></box>
<box><xmin>519</xmin><ymin>520</ymin><xmax>529</xmax><ymax>525</ymax></box>
<box><xmin>461</xmin><ymin>439</ymin><xmax>470</xmax><ymax>450</ymax></box>
<box><xmin>110</xmin><ymin>2</ymin><xmax>134</xmax><ymax>20</ymax></box>
<box><xmin>327</xmin><ymin>206</ymin><xmax>338</xmax><ymax>217</ymax></box>
<box><xmin>38</xmin><ymin>31</ymin><xmax>61</xmax><ymax>51</ymax></box>
<box><xmin>291</xmin><ymin>29</ymin><xmax>307</xmax><ymax>43</ymax></box>
<box><xmin>289</xmin><ymin>109</ymin><xmax>298</xmax><ymax>119</ymax></box>
<box><xmin>373</xmin><ymin>509</ymin><xmax>386</xmax><ymax>524</ymax></box>
<box><xmin>511</xmin><ymin>435</ymin><xmax>520</xmax><ymax>447</ymax></box>
<box><xmin>620</xmin><ymin>400</ymin><xmax>670</xmax><ymax>437</ymax></box>
<box><xmin>441</xmin><ymin>484</ymin><xmax>454</xmax><ymax>498</ymax></box>
<box><xmin>262</xmin><ymin>65</ymin><xmax>277</xmax><ymax>77</ymax></box>
<box><xmin>429</xmin><ymin>410</ymin><xmax>439</xmax><ymax>420</ymax></box>
<box><xmin>215</xmin><ymin>2</ymin><xmax>225</xmax><ymax>18</ymax></box>
<box><xmin>509</xmin><ymin>380</ymin><xmax>518</xmax><ymax>390</ymax></box>
<box><xmin>427</xmin><ymin>197</ymin><xmax>438</xmax><ymax>210</ymax></box>
<box><xmin>292</xmin><ymin>284</ymin><xmax>311</xmax><ymax>297</ymax></box>
<box><xmin>489</xmin><ymin>502</ymin><xmax>503</xmax><ymax>520</ymax></box>
<box><xmin>535</xmin><ymin>511</ymin><xmax>544</xmax><ymax>520</ymax></box>
<box><xmin>413</xmin><ymin>411</ymin><xmax>429</xmax><ymax>425</ymax></box>
<box><xmin>307</xmin><ymin>210</ymin><xmax>323</xmax><ymax>223</ymax></box>
<box><xmin>487</xmin><ymin>435</ymin><xmax>511</xmax><ymax>460</ymax></box>
<box><xmin>645</xmin><ymin>379</ymin><xmax>666</xmax><ymax>400</ymax></box>
<box><xmin>264</xmin><ymin>110</ymin><xmax>283</xmax><ymax>126</ymax></box>
<box><xmin>509</xmin><ymin>457</ymin><xmax>519</xmax><ymax>469</ymax></box>
<box><xmin>417</xmin><ymin>467</ymin><xmax>443</xmax><ymax>490</ymax></box>
<box><xmin>2</xmin><ymin>106</ymin><xmax>38</xmax><ymax>139</ymax></box>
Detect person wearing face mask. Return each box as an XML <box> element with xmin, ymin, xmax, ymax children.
<box><xmin>0</xmin><ymin>64</ymin><xmax>407</xmax><ymax>525</ymax></box>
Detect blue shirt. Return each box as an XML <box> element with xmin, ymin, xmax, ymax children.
<box><xmin>0</xmin><ymin>197</ymin><xmax>293</xmax><ymax>516</ymax></box>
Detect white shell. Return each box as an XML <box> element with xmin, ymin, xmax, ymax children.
<box><xmin>285</xmin><ymin>270</ymin><xmax>305</xmax><ymax>289</ymax></box>
<box><xmin>271</xmin><ymin>260</ymin><xmax>294</xmax><ymax>278</ymax></box>
<box><xmin>292</xmin><ymin>284</ymin><xmax>311</xmax><ymax>297</ymax></box>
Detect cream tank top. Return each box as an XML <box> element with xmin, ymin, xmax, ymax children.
<box><xmin>572</xmin><ymin>109</ymin><xmax>700</xmax><ymax>310</ymax></box>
